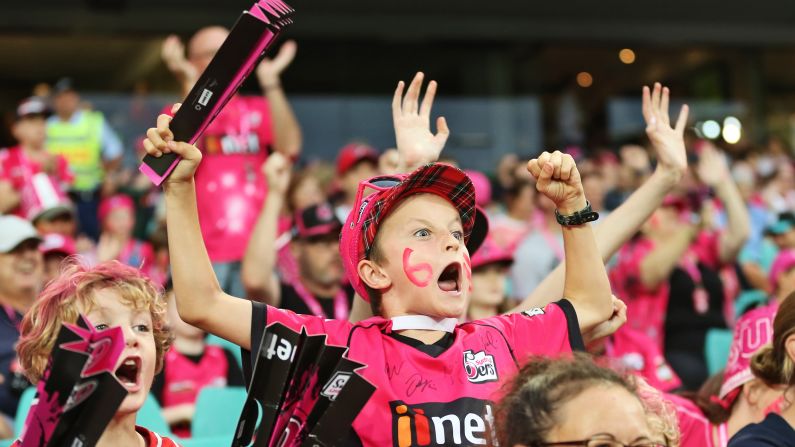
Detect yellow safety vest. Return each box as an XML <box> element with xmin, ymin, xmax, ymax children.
<box><xmin>46</xmin><ymin>111</ymin><xmax>104</xmax><ymax>191</ymax></box>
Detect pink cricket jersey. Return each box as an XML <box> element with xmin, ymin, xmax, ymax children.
<box><xmin>163</xmin><ymin>95</ymin><xmax>273</xmax><ymax>262</ymax></box>
<box><xmin>0</xmin><ymin>146</ymin><xmax>73</xmax><ymax>219</ymax></box>
<box><xmin>610</xmin><ymin>231</ymin><xmax>723</xmax><ymax>351</ymax></box>
<box><xmin>247</xmin><ymin>299</ymin><xmax>583</xmax><ymax>446</ymax></box>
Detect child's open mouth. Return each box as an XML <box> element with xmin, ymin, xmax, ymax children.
<box><xmin>437</xmin><ymin>262</ymin><xmax>462</xmax><ymax>295</ymax></box>
<box><xmin>115</xmin><ymin>356</ymin><xmax>142</xmax><ymax>392</ymax></box>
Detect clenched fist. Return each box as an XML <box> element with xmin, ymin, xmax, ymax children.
<box><xmin>526</xmin><ymin>151</ymin><xmax>586</xmax><ymax>214</ymax></box>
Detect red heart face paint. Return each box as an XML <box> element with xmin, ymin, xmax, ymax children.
<box><xmin>403</xmin><ymin>248</ymin><xmax>433</xmax><ymax>288</ymax></box>
<box><xmin>463</xmin><ymin>252</ymin><xmax>473</xmax><ymax>292</ymax></box>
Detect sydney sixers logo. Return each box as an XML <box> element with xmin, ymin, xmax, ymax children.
<box><xmin>463</xmin><ymin>350</ymin><xmax>498</xmax><ymax>383</ymax></box>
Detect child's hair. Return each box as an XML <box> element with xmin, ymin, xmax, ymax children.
<box><xmin>751</xmin><ymin>292</ymin><xmax>795</xmax><ymax>388</ymax></box>
<box><xmin>636</xmin><ymin>377</ymin><xmax>681</xmax><ymax>447</ymax></box>
<box><xmin>494</xmin><ymin>353</ymin><xmax>639</xmax><ymax>447</ymax></box>
<box><xmin>17</xmin><ymin>259</ymin><xmax>173</xmax><ymax>383</ymax></box>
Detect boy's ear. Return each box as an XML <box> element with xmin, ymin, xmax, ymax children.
<box><xmin>358</xmin><ymin>259</ymin><xmax>392</xmax><ymax>290</ymax></box>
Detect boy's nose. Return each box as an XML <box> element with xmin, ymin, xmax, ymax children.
<box><xmin>444</xmin><ymin>233</ymin><xmax>461</xmax><ymax>252</ymax></box>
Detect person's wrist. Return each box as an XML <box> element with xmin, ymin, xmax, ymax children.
<box><xmin>556</xmin><ymin>195</ymin><xmax>587</xmax><ymax>215</ymax></box>
<box><xmin>163</xmin><ymin>179</ymin><xmax>195</xmax><ymax>195</ymax></box>
<box><xmin>260</xmin><ymin>76</ymin><xmax>281</xmax><ymax>92</ymax></box>
<box><xmin>266</xmin><ymin>189</ymin><xmax>287</xmax><ymax>201</ymax></box>
<box><xmin>651</xmin><ymin>165</ymin><xmax>684</xmax><ymax>188</ymax></box>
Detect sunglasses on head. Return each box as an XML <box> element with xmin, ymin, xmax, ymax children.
<box><xmin>350</xmin><ymin>176</ymin><xmax>403</xmax><ymax>225</ymax></box>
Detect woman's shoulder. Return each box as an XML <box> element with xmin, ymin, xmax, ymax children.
<box><xmin>728</xmin><ymin>414</ymin><xmax>795</xmax><ymax>447</ymax></box>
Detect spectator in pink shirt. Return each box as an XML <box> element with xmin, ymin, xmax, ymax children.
<box><xmin>160</xmin><ymin>28</ymin><xmax>302</xmax><ymax>298</ymax></box>
<box><xmin>0</xmin><ymin>97</ymin><xmax>73</xmax><ymax>219</ymax></box>
<box><xmin>611</xmin><ymin>141</ymin><xmax>750</xmax><ymax>390</ymax></box>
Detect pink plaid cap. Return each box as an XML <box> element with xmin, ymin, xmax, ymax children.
<box><xmin>98</xmin><ymin>194</ymin><xmax>135</xmax><ymax>223</ymax></box>
<box><xmin>769</xmin><ymin>249</ymin><xmax>795</xmax><ymax>292</ymax></box>
<box><xmin>339</xmin><ymin>163</ymin><xmax>480</xmax><ymax>301</ymax></box>
<box><xmin>719</xmin><ymin>304</ymin><xmax>777</xmax><ymax>401</ymax></box>
<box><xmin>471</xmin><ymin>234</ymin><xmax>513</xmax><ymax>269</ymax></box>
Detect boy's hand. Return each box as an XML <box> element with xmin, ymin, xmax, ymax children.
<box><xmin>257</xmin><ymin>40</ymin><xmax>297</xmax><ymax>88</ymax></box>
<box><xmin>263</xmin><ymin>152</ymin><xmax>291</xmax><ymax>195</ymax></box>
<box><xmin>393</xmin><ymin>72</ymin><xmax>450</xmax><ymax>171</ymax></box>
<box><xmin>143</xmin><ymin>104</ymin><xmax>202</xmax><ymax>185</ymax></box>
<box><xmin>642</xmin><ymin>82</ymin><xmax>689</xmax><ymax>177</ymax></box>
<box><xmin>527</xmin><ymin>151</ymin><xmax>586</xmax><ymax>214</ymax></box>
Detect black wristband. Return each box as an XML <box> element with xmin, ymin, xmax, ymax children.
<box><xmin>555</xmin><ymin>201</ymin><xmax>599</xmax><ymax>226</ymax></box>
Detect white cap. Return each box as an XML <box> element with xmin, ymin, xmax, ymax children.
<box><xmin>0</xmin><ymin>216</ymin><xmax>42</xmax><ymax>253</ymax></box>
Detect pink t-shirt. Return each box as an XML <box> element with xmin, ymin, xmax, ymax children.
<box><xmin>164</xmin><ymin>95</ymin><xmax>273</xmax><ymax>262</ymax></box>
<box><xmin>249</xmin><ymin>300</ymin><xmax>582</xmax><ymax>446</ymax></box>
<box><xmin>609</xmin><ymin>231</ymin><xmax>724</xmax><ymax>351</ymax></box>
<box><xmin>605</xmin><ymin>326</ymin><xmax>682</xmax><ymax>392</ymax></box>
<box><xmin>0</xmin><ymin>146</ymin><xmax>73</xmax><ymax>218</ymax></box>
<box><xmin>609</xmin><ymin>237</ymin><xmax>670</xmax><ymax>349</ymax></box>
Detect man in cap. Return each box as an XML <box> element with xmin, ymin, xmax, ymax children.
<box><xmin>243</xmin><ymin>153</ymin><xmax>352</xmax><ymax>318</ymax></box>
<box><xmin>46</xmin><ymin>78</ymin><xmax>123</xmax><ymax>240</ymax></box>
<box><xmin>0</xmin><ymin>216</ymin><xmax>43</xmax><ymax>430</ymax></box>
<box><xmin>0</xmin><ymin>97</ymin><xmax>73</xmax><ymax>218</ymax></box>
<box><xmin>159</xmin><ymin>29</ymin><xmax>303</xmax><ymax>298</ymax></box>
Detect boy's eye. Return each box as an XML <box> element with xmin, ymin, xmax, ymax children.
<box><xmin>134</xmin><ymin>324</ymin><xmax>151</xmax><ymax>333</ymax></box>
<box><xmin>94</xmin><ymin>324</ymin><xmax>109</xmax><ymax>331</ymax></box>
<box><xmin>414</xmin><ymin>228</ymin><xmax>431</xmax><ymax>238</ymax></box>
<box><xmin>452</xmin><ymin>231</ymin><xmax>464</xmax><ymax>241</ymax></box>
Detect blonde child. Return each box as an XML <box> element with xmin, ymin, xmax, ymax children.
<box><xmin>13</xmin><ymin>261</ymin><xmax>179</xmax><ymax>447</ymax></box>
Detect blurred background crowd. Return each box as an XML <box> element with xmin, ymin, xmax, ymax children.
<box><xmin>3</xmin><ymin>0</ymin><xmax>795</xmax><ymax>444</ymax></box>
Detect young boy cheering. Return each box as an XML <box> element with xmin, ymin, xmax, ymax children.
<box><xmin>143</xmin><ymin>73</ymin><xmax>613</xmax><ymax>446</ymax></box>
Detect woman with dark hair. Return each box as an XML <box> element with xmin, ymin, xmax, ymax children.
<box><xmin>665</xmin><ymin>300</ymin><xmax>782</xmax><ymax>447</ymax></box>
<box><xmin>494</xmin><ymin>353</ymin><xmax>670</xmax><ymax>447</ymax></box>
<box><xmin>728</xmin><ymin>294</ymin><xmax>795</xmax><ymax>446</ymax></box>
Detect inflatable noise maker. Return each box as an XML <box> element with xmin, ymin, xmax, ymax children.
<box><xmin>139</xmin><ymin>0</ymin><xmax>295</xmax><ymax>186</ymax></box>
<box><xmin>18</xmin><ymin>315</ymin><xmax>128</xmax><ymax>447</ymax></box>
<box><xmin>233</xmin><ymin>323</ymin><xmax>376</xmax><ymax>447</ymax></box>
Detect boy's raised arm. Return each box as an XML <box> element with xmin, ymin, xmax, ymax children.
<box><xmin>513</xmin><ymin>83</ymin><xmax>689</xmax><ymax>313</ymax></box>
<box><xmin>143</xmin><ymin>106</ymin><xmax>253</xmax><ymax>350</ymax></box>
<box><xmin>527</xmin><ymin>151</ymin><xmax>613</xmax><ymax>332</ymax></box>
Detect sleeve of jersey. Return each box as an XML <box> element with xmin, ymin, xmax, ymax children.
<box><xmin>490</xmin><ymin>300</ymin><xmax>585</xmax><ymax>361</ymax></box>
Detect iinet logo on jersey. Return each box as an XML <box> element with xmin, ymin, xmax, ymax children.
<box><xmin>391</xmin><ymin>398</ymin><xmax>496</xmax><ymax>446</ymax></box>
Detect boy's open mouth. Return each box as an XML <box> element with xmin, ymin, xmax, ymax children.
<box><xmin>115</xmin><ymin>356</ymin><xmax>141</xmax><ymax>390</ymax></box>
<box><xmin>437</xmin><ymin>262</ymin><xmax>462</xmax><ymax>294</ymax></box>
